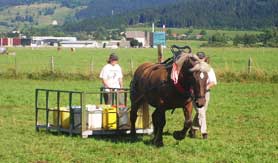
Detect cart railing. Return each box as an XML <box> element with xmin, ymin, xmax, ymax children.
<box><xmin>35</xmin><ymin>89</ymin><xmax>84</xmax><ymax>135</ymax></box>
<box><xmin>35</xmin><ymin>88</ymin><xmax>140</xmax><ymax>137</ymax></box>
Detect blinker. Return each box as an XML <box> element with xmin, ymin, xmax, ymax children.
<box><xmin>200</xmin><ymin>72</ymin><xmax>204</xmax><ymax>79</ymax></box>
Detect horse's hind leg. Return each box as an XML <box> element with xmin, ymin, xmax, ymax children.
<box><xmin>130</xmin><ymin>102</ymin><xmax>139</xmax><ymax>137</ymax></box>
<box><xmin>151</xmin><ymin>111</ymin><xmax>158</xmax><ymax>141</ymax></box>
<box><xmin>173</xmin><ymin>101</ymin><xmax>193</xmax><ymax>140</ymax></box>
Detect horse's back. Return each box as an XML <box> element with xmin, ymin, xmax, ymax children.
<box><xmin>133</xmin><ymin>62</ymin><xmax>154</xmax><ymax>78</ymax></box>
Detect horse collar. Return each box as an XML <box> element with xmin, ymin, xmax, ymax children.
<box><xmin>173</xmin><ymin>82</ymin><xmax>185</xmax><ymax>94</ymax></box>
<box><xmin>172</xmin><ymin>74</ymin><xmax>193</xmax><ymax>99</ymax></box>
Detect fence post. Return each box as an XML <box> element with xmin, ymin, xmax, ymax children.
<box><xmin>129</xmin><ymin>58</ymin><xmax>134</xmax><ymax>75</ymax></box>
<box><xmin>248</xmin><ymin>57</ymin><xmax>252</xmax><ymax>74</ymax></box>
<box><xmin>50</xmin><ymin>56</ymin><xmax>54</xmax><ymax>73</ymax></box>
<box><xmin>90</xmin><ymin>58</ymin><xmax>94</xmax><ymax>76</ymax></box>
<box><xmin>14</xmin><ymin>56</ymin><xmax>17</xmax><ymax>76</ymax></box>
<box><xmin>157</xmin><ymin>44</ymin><xmax>163</xmax><ymax>63</ymax></box>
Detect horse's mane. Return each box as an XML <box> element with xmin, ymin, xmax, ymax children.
<box><xmin>175</xmin><ymin>52</ymin><xmax>211</xmax><ymax>73</ymax></box>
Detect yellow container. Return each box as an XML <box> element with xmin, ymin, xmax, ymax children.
<box><xmin>135</xmin><ymin>103</ymin><xmax>150</xmax><ymax>129</ymax></box>
<box><xmin>102</xmin><ymin>106</ymin><xmax>117</xmax><ymax>129</ymax></box>
<box><xmin>53</xmin><ymin>107</ymin><xmax>70</xmax><ymax>129</ymax></box>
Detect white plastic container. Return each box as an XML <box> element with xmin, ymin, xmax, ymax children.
<box><xmin>86</xmin><ymin>105</ymin><xmax>102</xmax><ymax>129</ymax></box>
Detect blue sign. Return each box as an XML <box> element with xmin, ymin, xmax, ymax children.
<box><xmin>153</xmin><ymin>32</ymin><xmax>166</xmax><ymax>46</ymax></box>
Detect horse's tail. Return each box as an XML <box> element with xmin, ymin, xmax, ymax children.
<box><xmin>130</xmin><ymin>74</ymin><xmax>144</xmax><ymax>105</ymax></box>
<box><xmin>129</xmin><ymin>78</ymin><xmax>136</xmax><ymax>102</ymax></box>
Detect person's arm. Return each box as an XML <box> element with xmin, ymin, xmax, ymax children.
<box><xmin>207</xmin><ymin>82</ymin><xmax>216</xmax><ymax>90</ymax></box>
<box><xmin>102</xmin><ymin>79</ymin><xmax>110</xmax><ymax>88</ymax></box>
<box><xmin>118</xmin><ymin>65</ymin><xmax>123</xmax><ymax>88</ymax></box>
<box><xmin>100</xmin><ymin>65</ymin><xmax>110</xmax><ymax>88</ymax></box>
<box><xmin>119</xmin><ymin>78</ymin><xmax>123</xmax><ymax>88</ymax></box>
<box><xmin>207</xmin><ymin>68</ymin><xmax>217</xmax><ymax>90</ymax></box>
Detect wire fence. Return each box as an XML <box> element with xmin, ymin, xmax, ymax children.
<box><xmin>0</xmin><ymin>55</ymin><xmax>138</xmax><ymax>79</ymax></box>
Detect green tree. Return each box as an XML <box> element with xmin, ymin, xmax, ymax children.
<box><xmin>242</xmin><ymin>34</ymin><xmax>257</xmax><ymax>46</ymax></box>
<box><xmin>130</xmin><ymin>39</ymin><xmax>140</xmax><ymax>47</ymax></box>
<box><xmin>199</xmin><ymin>30</ymin><xmax>207</xmax><ymax>35</ymax></box>
<box><xmin>94</xmin><ymin>27</ymin><xmax>108</xmax><ymax>40</ymax></box>
<box><xmin>233</xmin><ymin>34</ymin><xmax>242</xmax><ymax>46</ymax></box>
<box><xmin>208</xmin><ymin>33</ymin><xmax>228</xmax><ymax>46</ymax></box>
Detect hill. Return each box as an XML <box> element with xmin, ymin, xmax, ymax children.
<box><xmin>0</xmin><ymin>0</ymin><xmax>92</xmax><ymax>8</ymax></box>
<box><xmin>76</xmin><ymin>0</ymin><xmax>179</xmax><ymax>18</ymax></box>
<box><xmin>0</xmin><ymin>0</ymin><xmax>92</xmax><ymax>32</ymax></box>
<box><xmin>72</xmin><ymin>0</ymin><xmax>278</xmax><ymax>30</ymax></box>
<box><xmin>0</xmin><ymin>0</ymin><xmax>277</xmax><ymax>33</ymax></box>
<box><xmin>0</xmin><ymin>3</ymin><xmax>79</xmax><ymax>32</ymax></box>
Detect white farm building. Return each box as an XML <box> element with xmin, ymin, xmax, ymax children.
<box><xmin>60</xmin><ymin>40</ymin><xmax>100</xmax><ymax>48</ymax></box>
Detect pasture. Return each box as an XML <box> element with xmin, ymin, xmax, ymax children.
<box><xmin>0</xmin><ymin>43</ymin><xmax>277</xmax><ymax>162</ymax></box>
<box><xmin>1</xmin><ymin>40</ymin><xmax>277</xmax><ymax>78</ymax></box>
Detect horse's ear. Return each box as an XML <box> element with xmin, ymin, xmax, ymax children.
<box><xmin>192</xmin><ymin>54</ymin><xmax>201</xmax><ymax>62</ymax></box>
<box><xmin>189</xmin><ymin>64</ymin><xmax>200</xmax><ymax>72</ymax></box>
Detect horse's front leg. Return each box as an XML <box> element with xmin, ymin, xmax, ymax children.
<box><xmin>188</xmin><ymin>113</ymin><xmax>199</xmax><ymax>138</ymax></box>
<box><xmin>152</xmin><ymin>109</ymin><xmax>166</xmax><ymax>147</ymax></box>
<box><xmin>173</xmin><ymin>101</ymin><xmax>193</xmax><ymax>140</ymax></box>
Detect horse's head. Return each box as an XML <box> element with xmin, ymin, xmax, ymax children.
<box><xmin>189</xmin><ymin>57</ymin><xmax>210</xmax><ymax>108</ymax></box>
<box><xmin>173</xmin><ymin>53</ymin><xmax>210</xmax><ymax>108</ymax></box>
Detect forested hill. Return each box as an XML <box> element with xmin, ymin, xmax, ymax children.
<box><xmin>0</xmin><ymin>0</ymin><xmax>277</xmax><ymax>32</ymax></box>
<box><xmin>76</xmin><ymin>0</ymin><xmax>179</xmax><ymax>18</ymax></box>
<box><xmin>0</xmin><ymin>0</ymin><xmax>92</xmax><ymax>9</ymax></box>
<box><xmin>70</xmin><ymin>0</ymin><xmax>278</xmax><ymax>30</ymax></box>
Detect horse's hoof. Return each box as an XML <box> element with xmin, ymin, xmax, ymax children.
<box><xmin>173</xmin><ymin>131</ymin><xmax>186</xmax><ymax>140</ymax></box>
<box><xmin>130</xmin><ymin>131</ymin><xmax>138</xmax><ymax>141</ymax></box>
<box><xmin>154</xmin><ymin>140</ymin><xmax>164</xmax><ymax>147</ymax></box>
<box><xmin>152</xmin><ymin>137</ymin><xmax>164</xmax><ymax>147</ymax></box>
<box><xmin>189</xmin><ymin>129</ymin><xmax>196</xmax><ymax>138</ymax></box>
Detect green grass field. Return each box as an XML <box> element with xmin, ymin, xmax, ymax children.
<box><xmin>0</xmin><ymin>45</ymin><xmax>278</xmax><ymax>162</ymax></box>
<box><xmin>1</xmin><ymin>42</ymin><xmax>277</xmax><ymax>76</ymax></box>
<box><xmin>0</xmin><ymin>80</ymin><xmax>277</xmax><ymax>162</ymax></box>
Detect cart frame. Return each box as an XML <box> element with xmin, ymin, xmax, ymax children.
<box><xmin>35</xmin><ymin>88</ymin><xmax>153</xmax><ymax>138</ymax></box>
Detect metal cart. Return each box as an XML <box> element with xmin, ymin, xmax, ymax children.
<box><xmin>35</xmin><ymin>88</ymin><xmax>153</xmax><ymax>138</ymax></box>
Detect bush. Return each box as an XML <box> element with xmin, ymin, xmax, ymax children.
<box><xmin>205</xmin><ymin>33</ymin><xmax>228</xmax><ymax>47</ymax></box>
<box><xmin>130</xmin><ymin>39</ymin><xmax>142</xmax><ymax>48</ymax></box>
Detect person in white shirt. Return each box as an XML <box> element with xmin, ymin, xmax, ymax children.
<box><xmin>190</xmin><ymin>52</ymin><xmax>217</xmax><ymax>139</ymax></box>
<box><xmin>99</xmin><ymin>53</ymin><xmax>123</xmax><ymax>104</ymax></box>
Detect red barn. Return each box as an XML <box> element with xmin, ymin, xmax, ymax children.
<box><xmin>12</xmin><ymin>38</ymin><xmax>21</xmax><ymax>46</ymax></box>
<box><xmin>0</xmin><ymin>38</ymin><xmax>9</xmax><ymax>46</ymax></box>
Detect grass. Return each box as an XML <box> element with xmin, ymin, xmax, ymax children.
<box><xmin>0</xmin><ymin>79</ymin><xmax>277</xmax><ymax>162</ymax></box>
<box><xmin>0</xmin><ymin>46</ymin><xmax>277</xmax><ymax>162</ymax></box>
<box><xmin>1</xmin><ymin>44</ymin><xmax>277</xmax><ymax>77</ymax></box>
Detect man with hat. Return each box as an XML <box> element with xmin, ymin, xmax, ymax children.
<box><xmin>190</xmin><ymin>51</ymin><xmax>217</xmax><ymax>139</ymax></box>
<box><xmin>99</xmin><ymin>53</ymin><xmax>123</xmax><ymax>104</ymax></box>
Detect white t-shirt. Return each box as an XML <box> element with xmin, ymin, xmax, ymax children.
<box><xmin>207</xmin><ymin>68</ymin><xmax>217</xmax><ymax>85</ymax></box>
<box><xmin>99</xmin><ymin>64</ymin><xmax>123</xmax><ymax>89</ymax></box>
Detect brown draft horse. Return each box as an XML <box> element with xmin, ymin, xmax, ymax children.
<box><xmin>130</xmin><ymin>50</ymin><xmax>211</xmax><ymax>147</ymax></box>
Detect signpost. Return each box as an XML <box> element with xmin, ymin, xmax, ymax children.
<box><xmin>153</xmin><ymin>32</ymin><xmax>166</xmax><ymax>47</ymax></box>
